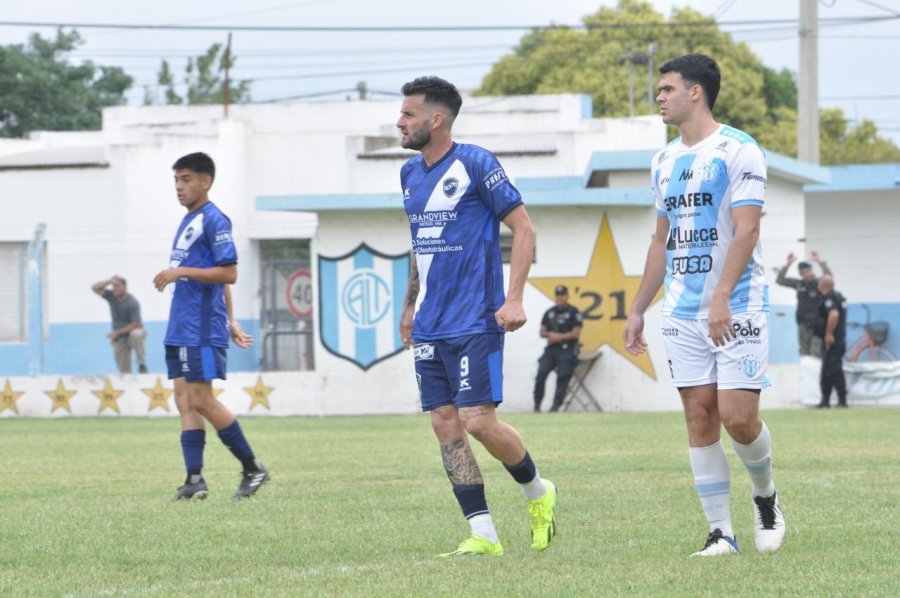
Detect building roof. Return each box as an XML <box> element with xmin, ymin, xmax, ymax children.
<box><xmin>0</xmin><ymin>146</ymin><xmax>108</xmax><ymax>171</ymax></box>
<box><xmin>805</xmin><ymin>163</ymin><xmax>900</xmax><ymax>193</ymax></box>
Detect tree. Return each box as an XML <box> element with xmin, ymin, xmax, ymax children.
<box><xmin>0</xmin><ymin>30</ymin><xmax>132</xmax><ymax>138</ymax></box>
<box><xmin>149</xmin><ymin>43</ymin><xmax>250</xmax><ymax>106</ymax></box>
<box><xmin>477</xmin><ymin>0</ymin><xmax>899</xmax><ymax>165</ymax></box>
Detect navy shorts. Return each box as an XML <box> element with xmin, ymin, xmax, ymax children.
<box><xmin>165</xmin><ymin>345</ymin><xmax>227</xmax><ymax>382</ymax></box>
<box><xmin>413</xmin><ymin>333</ymin><xmax>504</xmax><ymax>411</ymax></box>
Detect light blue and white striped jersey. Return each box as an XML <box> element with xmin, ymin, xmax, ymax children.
<box><xmin>401</xmin><ymin>142</ymin><xmax>523</xmax><ymax>340</ymax></box>
<box><xmin>651</xmin><ymin>125</ymin><xmax>769</xmax><ymax>319</ymax></box>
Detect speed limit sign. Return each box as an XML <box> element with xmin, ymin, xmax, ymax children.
<box><xmin>286</xmin><ymin>269</ymin><xmax>313</xmax><ymax>318</ymax></box>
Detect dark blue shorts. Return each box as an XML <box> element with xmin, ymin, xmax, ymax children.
<box><xmin>413</xmin><ymin>333</ymin><xmax>504</xmax><ymax>411</ymax></box>
<box><xmin>165</xmin><ymin>345</ymin><xmax>227</xmax><ymax>382</ymax></box>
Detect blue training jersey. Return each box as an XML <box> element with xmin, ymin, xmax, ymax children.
<box><xmin>163</xmin><ymin>201</ymin><xmax>237</xmax><ymax>347</ymax></box>
<box><xmin>651</xmin><ymin>124</ymin><xmax>770</xmax><ymax>319</ymax></box>
<box><xmin>401</xmin><ymin>142</ymin><xmax>523</xmax><ymax>340</ymax></box>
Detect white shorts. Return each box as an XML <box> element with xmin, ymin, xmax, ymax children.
<box><xmin>661</xmin><ymin>311</ymin><xmax>769</xmax><ymax>390</ymax></box>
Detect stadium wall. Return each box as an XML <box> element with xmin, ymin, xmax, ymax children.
<box><xmin>1</xmin><ymin>95</ymin><xmax>863</xmax><ymax>417</ymax></box>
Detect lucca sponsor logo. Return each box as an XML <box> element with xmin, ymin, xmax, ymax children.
<box><xmin>667</xmin><ymin>226</ymin><xmax>719</xmax><ymax>250</ymax></box>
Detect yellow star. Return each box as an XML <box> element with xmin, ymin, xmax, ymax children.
<box><xmin>1</xmin><ymin>379</ymin><xmax>25</xmax><ymax>415</ymax></box>
<box><xmin>243</xmin><ymin>376</ymin><xmax>273</xmax><ymax>411</ymax></box>
<box><xmin>92</xmin><ymin>379</ymin><xmax>124</xmax><ymax>415</ymax></box>
<box><xmin>44</xmin><ymin>379</ymin><xmax>77</xmax><ymax>413</ymax></box>
<box><xmin>142</xmin><ymin>377</ymin><xmax>173</xmax><ymax>412</ymax></box>
<box><xmin>212</xmin><ymin>386</ymin><xmax>224</xmax><ymax>399</ymax></box>
<box><xmin>529</xmin><ymin>214</ymin><xmax>663</xmax><ymax>379</ymax></box>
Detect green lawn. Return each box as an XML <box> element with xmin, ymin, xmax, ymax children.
<box><xmin>1</xmin><ymin>409</ymin><xmax>898</xmax><ymax>597</ymax></box>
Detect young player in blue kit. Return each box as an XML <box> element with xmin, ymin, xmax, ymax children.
<box><xmin>397</xmin><ymin>77</ymin><xmax>557</xmax><ymax>557</ymax></box>
<box><xmin>624</xmin><ymin>55</ymin><xmax>785</xmax><ymax>556</ymax></box>
<box><xmin>153</xmin><ymin>152</ymin><xmax>269</xmax><ymax>501</ymax></box>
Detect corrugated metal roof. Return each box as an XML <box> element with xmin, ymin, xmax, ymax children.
<box><xmin>0</xmin><ymin>146</ymin><xmax>108</xmax><ymax>171</ymax></box>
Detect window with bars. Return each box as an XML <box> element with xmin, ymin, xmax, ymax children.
<box><xmin>0</xmin><ymin>242</ymin><xmax>28</xmax><ymax>342</ymax></box>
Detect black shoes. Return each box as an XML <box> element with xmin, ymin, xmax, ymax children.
<box><xmin>172</xmin><ymin>477</ymin><xmax>209</xmax><ymax>501</ymax></box>
<box><xmin>233</xmin><ymin>462</ymin><xmax>271</xmax><ymax>500</ymax></box>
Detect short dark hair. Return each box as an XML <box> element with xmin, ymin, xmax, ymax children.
<box><xmin>172</xmin><ymin>152</ymin><xmax>216</xmax><ymax>180</ymax></box>
<box><xmin>401</xmin><ymin>76</ymin><xmax>463</xmax><ymax>121</ymax></box>
<box><xmin>659</xmin><ymin>54</ymin><xmax>721</xmax><ymax>110</ymax></box>
<box><xmin>798</xmin><ymin>261</ymin><xmax>812</xmax><ymax>270</ymax></box>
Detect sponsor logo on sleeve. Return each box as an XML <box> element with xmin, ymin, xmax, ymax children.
<box><xmin>482</xmin><ymin>167</ymin><xmax>509</xmax><ymax>191</ymax></box>
<box><xmin>215</xmin><ymin>230</ymin><xmax>233</xmax><ymax>246</ymax></box>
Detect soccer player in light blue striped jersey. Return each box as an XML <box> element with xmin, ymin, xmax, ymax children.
<box><xmin>624</xmin><ymin>55</ymin><xmax>785</xmax><ymax>557</ymax></box>
<box><xmin>397</xmin><ymin>76</ymin><xmax>557</xmax><ymax>557</ymax></box>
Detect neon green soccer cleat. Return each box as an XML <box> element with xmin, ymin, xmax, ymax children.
<box><xmin>438</xmin><ymin>534</ymin><xmax>504</xmax><ymax>558</ymax></box>
<box><xmin>528</xmin><ymin>479</ymin><xmax>558</xmax><ymax>550</ymax></box>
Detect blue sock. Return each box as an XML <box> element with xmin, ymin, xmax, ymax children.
<box><xmin>217</xmin><ymin>420</ymin><xmax>257</xmax><ymax>470</ymax></box>
<box><xmin>504</xmin><ymin>452</ymin><xmax>538</xmax><ymax>484</ymax></box>
<box><xmin>180</xmin><ymin>429</ymin><xmax>205</xmax><ymax>479</ymax></box>
<box><xmin>452</xmin><ymin>483</ymin><xmax>490</xmax><ymax>519</ymax></box>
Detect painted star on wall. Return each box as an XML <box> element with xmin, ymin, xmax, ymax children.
<box><xmin>243</xmin><ymin>376</ymin><xmax>274</xmax><ymax>411</ymax></box>
<box><xmin>44</xmin><ymin>379</ymin><xmax>77</xmax><ymax>413</ymax></box>
<box><xmin>529</xmin><ymin>214</ymin><xmax>663</xmax><ymax>379</ymax></box>
<box><xmin>1</xmin><ymin>379</ymin><xmax>25</xmax><ymax>415</ymax></box>
<box><xmin>92</xmin><ymin>379</ymin><xmax>125</xmax><ymax>415</ymax></box>
<box><xmin>142</xmin><ymin>378</ymin><xmax>173</xmax><ymax>413</ymax></box>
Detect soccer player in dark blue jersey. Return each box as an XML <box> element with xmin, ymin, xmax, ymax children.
<box><xmin>397</xmin><ymin>77</ymin><xmax>557</xmax><ymax>557</ymax></box>
<box><xmin>153</xmin><ymin>152</ymin><xmax>269</xmax><ymax>501</ymax></box>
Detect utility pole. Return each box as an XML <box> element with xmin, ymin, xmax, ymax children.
<box><xmin>798</xmin><ymin>0</ymin><xmax>819</xmax><ymax>163</ymax></box>
<box><xmin>647</xmin><ymin>43</ymin><xmax>656</xmax><ymax>115</ymax></box>
<box><xmin>626</xmin><ymin>46</ymin><xmax>635</xmax><ymax>117</ymax></box>
<box><xmin>223</xmin><ymin>32</ymin><xmax>232</xmax><ymax>119</ymax></box>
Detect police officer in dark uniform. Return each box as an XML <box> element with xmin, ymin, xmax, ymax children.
<box><xmin>775</xmin><ymin>251</ymin><xmax>832</xmax><ymax>356</ymax></box>
<box><xmin>533</xmin><ymin>285</ymin><xmax>583</xmax><ymax>412</ymax></box>
<box><xmin>816</xmin><ymin>275</ymin><xmax>848</xmax><ymax>408</ymax></box>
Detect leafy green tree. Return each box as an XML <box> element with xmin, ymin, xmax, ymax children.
<box><xmin>150</xmin><ymin>43</ymin><xmax>250</xmax><ymax>105</ymax></box>
<box><xmin>477</xmin><ymin>0</ymin><xmax>899</xmax><ymax>164</ymax></box>
<box><xmin>0</xmin><ymin>30</ymin><xmax>132</xmax><ymax>137</ymax></box>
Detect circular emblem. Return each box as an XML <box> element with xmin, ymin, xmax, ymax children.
<box><xmin>286</xmin><ymin>269</ymin><xmax>313</xmax><ymax>318</ymax></box>
<box><xmin>341</xmin><ymin>270</ymin><xmax>391</xmax><ymax>328</ymax></box>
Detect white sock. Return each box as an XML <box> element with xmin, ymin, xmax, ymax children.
<box><xmin>468</xmin><ymin>513</ymin><xmax>499</xmax><ymax>543</ymax></box>
<box><xmin>732</xmin><ymin>422</ymin><xmax>776</xmax><ymax>498</ymax></box>
<box><xmin>689</xmin><ymin>441</ymin><xmax>734</xmax><ymax>539</ymax></box>
<box><xmin>520</xmin><ymin>473</ymin><xmax>547</xmax><ymax>501</ymax></box>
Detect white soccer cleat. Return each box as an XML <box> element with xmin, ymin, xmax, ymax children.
<box><xmin>753</xmin><ymin>491</ymin><xmax>786</xmax><ymax>553</ymax></box>
<box><xmin>691</xmin><ymin>528</ymin><xmax>740</xmax><ymax>557</ymax></box>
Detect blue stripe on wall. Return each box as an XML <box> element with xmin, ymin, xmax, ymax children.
<box><xmin>354</xmin><ymin>248</ymin><xmax>373</xmax><ymax>269</ymax></box>
<box><xmin>319</xmin><ymin>259</ymin><xmax>339</xmax><ymax>354</ymax></box>
<box><xmin>355</xmin><ymin>326</ymin><xmax>376</xmax><ymax>367</ymax></box>
<box><xmin>0</xmin><ymin>320</ymin><xmax>260</xmax><ymax>376</ymax></box>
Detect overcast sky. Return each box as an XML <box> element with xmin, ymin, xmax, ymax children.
<box><xmin>1</xmin><ymin>0</ymin><xmax>898</xmax><ymax>144</ymax></box>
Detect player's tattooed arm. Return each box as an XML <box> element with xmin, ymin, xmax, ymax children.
<box><xmin>400</xmin><ymin>253</ymin><xmax>418</xmax><ymax>348</ymax></box>
<box><xmin>404</xmin><ymin>253</ymin><xmax>419</xmax><ymax>308</ymax></box>
<box><xmin>440</xmin><ymin>436</ymin><xmax>484</xmax><ymax>485</ymax></box>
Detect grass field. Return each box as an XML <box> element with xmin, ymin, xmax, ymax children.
<box><xmin>1</xmin><ymin>408</ymin><xmax>898</xmax><ymax>597</ymax></box>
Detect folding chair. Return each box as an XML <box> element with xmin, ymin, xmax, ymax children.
<box><xmin>562</xmin><ymin>349</ymin><xmax>603</xmax><ymax>412</ymax></box>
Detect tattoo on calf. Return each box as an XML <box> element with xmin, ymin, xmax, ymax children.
<box><xmin>441</xmin><ymin>437</ymin><xmax>483</xmax><ymax>485</ymax></box>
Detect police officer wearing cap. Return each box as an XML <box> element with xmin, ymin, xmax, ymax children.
<box><xmin>533</xmin><ymin>285</ymin><xmax>583</xmax><ymax>412</ymax></box>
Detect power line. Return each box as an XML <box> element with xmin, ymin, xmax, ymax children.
<box><xmin>0</xmin><ymin>15</ymin><xmax>897</xmax><ymax>33</ymax></box>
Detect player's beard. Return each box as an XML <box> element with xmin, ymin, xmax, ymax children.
<box><xmin>401</xmin><ymin>126</ymin><xmax>431</xmax><ymax>151</ymax></box>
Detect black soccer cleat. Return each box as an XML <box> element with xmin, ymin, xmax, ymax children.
<box><xmin>232</xmin><ymin>462</ymin><xmax>271</xmax><ymax>500</ymax></box>
<box><xmin>172</xmin><ymin>478</ymin><xmax>209</xmax><ymax>502</ymax></box>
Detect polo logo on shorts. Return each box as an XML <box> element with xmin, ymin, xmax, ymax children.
<box><xmin>739</xmin><ymin>355</ymin><xmax>759</xmax><ymax>378</ymax></box>
<box><xmin>413</xmin><ymin>343</ymin><xmax>435</xmax><ymax>361</ymax></box>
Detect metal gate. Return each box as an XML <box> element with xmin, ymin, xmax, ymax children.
<box><xmin>259</xmin><ymin>259</ymin><xmax>314</xmax><ymax>371</ymax></box>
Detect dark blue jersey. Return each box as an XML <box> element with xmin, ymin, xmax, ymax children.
<box><xmin>163</xmin><ymin>201</ymin><xmax>237</xmax><ymax>347</ymax></box>
<box><xmin>401</xmin><ymin>143</ymin><xmax>523</xmax><ymax>340</ymax></box>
